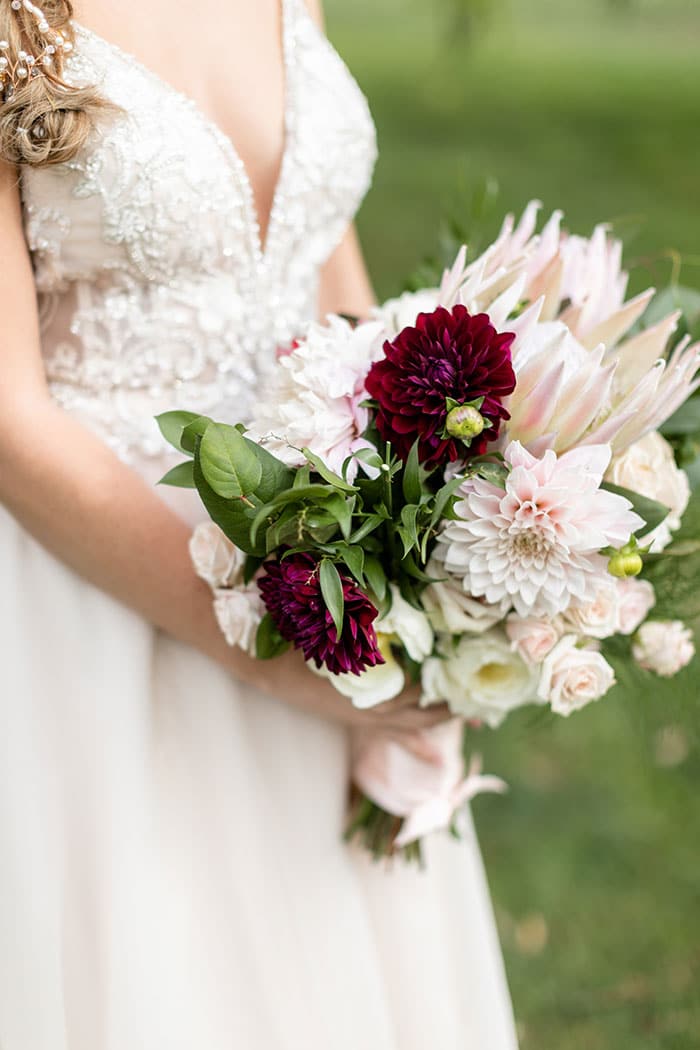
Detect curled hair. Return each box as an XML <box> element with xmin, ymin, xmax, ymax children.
<box><xmin>0</xmin><ymin>0</ymin><xmax>118</xmax><ymax>167</ymax></box>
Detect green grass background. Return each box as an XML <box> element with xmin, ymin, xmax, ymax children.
<box><xmin>324</xmin><ymin>1</ymin><xmax>700</xmax><ymax>1045</ymax></box>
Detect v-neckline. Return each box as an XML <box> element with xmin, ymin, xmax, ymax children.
<box><xmin>71</xmin><ymin>0</ymin><xmax>296</xmax><ymax>268</ymax></box>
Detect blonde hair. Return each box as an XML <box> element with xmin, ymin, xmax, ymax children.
<box><xmin>0</xmin><ymin>0</ymin><xmax>117</xmax><ymax>167</ymax></box>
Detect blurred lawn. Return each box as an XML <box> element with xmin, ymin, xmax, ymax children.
<box><xmin>324</xmin><ymin>1</ymin><xmax>700</xmax><ymax>1046</ymax></box>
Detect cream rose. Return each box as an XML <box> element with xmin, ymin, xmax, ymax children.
<box><xmin>421</xmin><ymin>631</ymin><xmax>539</xmax><ymax>728</ymax></box>
<box><xmin>537</xmin><ymin>635</ymin><xmax>616</xmax><ymax>715</ymax></box>
<box><xmin>563</xmin><ymin>577</ymin><xmax>620</xmax><ymax>640</ymax></box>
<box><xmin>213</xmin><ymin>586</ymin><xmax>265</xmax><ymax>656</ymax></box>
<box><xmin>607</xmin><ymin>431</ymin><xmax>690</xmax><ymax>551</ymax></box>
<box><xmin>632</xmin><ymin>620</ymin><xmax>695</xmax><ymax>677</ymax></box>
<box><xmin>505</xmin><ymin>615</ymin><xmax>564</xmax><ymax>664</ymax></box>
<box><xmin>616</xmin><ymin>578</ymin><xmax>656</xmax><ymax>635</ymax></box>
<box><xmin>189</xmin><ymin>522</ymin><xmax>244</xmax><ymax>589</ymax></box>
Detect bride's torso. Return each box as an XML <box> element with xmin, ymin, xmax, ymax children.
<box><xmin>20</xmin><ymin>0</ymin><xmax>376</xmax><ymax>464</ymax></box>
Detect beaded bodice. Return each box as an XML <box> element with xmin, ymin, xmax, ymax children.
<box><xmin>19</xmin><ymin>0</ymin><xmax>377</xmax><ymax>462</ymax></box>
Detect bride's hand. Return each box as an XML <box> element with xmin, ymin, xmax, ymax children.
<box><xmin>224</xmin><ymin>645</ymin><xmax>452</xmax><ymax>738</ymax></box>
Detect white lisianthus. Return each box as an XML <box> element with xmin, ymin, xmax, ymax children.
<box><xmin>190</xmin><ymin>522</ymin><xmax>244</xmax><ymax>589</ymax></box>
<box><xmin>213</xmin><ymin>585</ymin><xmax>265</xmax><ymax>657</ymax></box>
<box><xmin>632</xmin><ymin>620</ymin><xmax>695</xmax><ymax>677</ymax></box>
<box><xmin>249</xmin><ymin>316</ymin><xmax>385</xmax><ymax>479</ymax></box>
<box><xmin>607</xmin><ymin>431</ymin><xmax>690</xmax><ymax>551</ymax></box>
<box><xmin>313</xmin><ymin>636</ymin><xmax>405</xmax><ymax>709</ymax></box>
<box><xmin>537</xmin><ymin>635</ymin><xmax>616</xmax><ymax>715</ymax></box>
<box><xmin>422</xmin><ymin>558</ymin><xmax>508</xmax><ymax>635</ymax></box>
<box><xmin>379</xmin><ymin>585</ymin><xmax>434</xmax><ymax>662</ymax></box>
<box><xmin>505</xmin><ymin>614</ymin><xmax>564</xmax><ymax>665</ymax></box>
<box><xmin>421</xmin><ymin>631</ymin><xmax>539</xmax><ymax>728</ymax></box>
<box><xmin>616</xmin><ymin>578</ymin><xmax>656</xmax><ymax>635</ymax></box>
<box><xmin>563</xmin><ymin>577</ymin><xmax>621</xmax><ymax>640</ymax></box>
<box><xmin>316</xmin><ymin>587</ymin><xmax>433</xmax><ymax>709</ymax></box>
<box><xmin>372</xmin><ymin>288</ymin><xmax>440</xmax><ymax>338</ymax></box>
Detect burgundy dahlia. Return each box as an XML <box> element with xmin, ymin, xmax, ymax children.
<box><xmin>365</xmin><ymin>304</ymin><xmax>516</xmax><ymax>468</ymax></box>
<box><xmin>258</xmin><ymin>552</ymin><xmax>385</xmax><ymax>676</ymax></box>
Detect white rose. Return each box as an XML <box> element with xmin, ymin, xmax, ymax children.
<box><xmin>213</xmin><ymin>585</ymin><xmax>265</xmax><ymax>656</ymax></box>
<box><xmin>616</xmin><ymin>578</ymin><xmax>656</xmax><ymax>635</ymax></box>
<box><xmin>372</xmin><ymin>289</ymin><xmax>440</xmax><ymax>338</ymax></box>
<box><xmin>563</xmin><ymin>577</ymin><xmax>620</xmax><ymax>640</ymax></box>
<box><xmin>632</xmin><ymin>620</ymin><xmax>695</xmax><ymax>678</ymax></box>
<box><xmin>313</xmin><ymin>636</ymin><xmax>406</xmax><ymax>709</ymax></box>
<box><xmin>607</xmin><ymin>431</ymin><xmax>690</xmax><ymax>551</ymax></box>
<box><xmin>538</xmin><ymin>635</ymin><xmax>616</xmax><ymax>716</ymax></box>
<box><xmin>189</xmin><ymin>522</ymin><xmax>244</xmax><ymax>589</ymax></box>
<box><xmin>505</xmin><ymin>615</ymin><xmax>564</xmax><ymax>664</ymax></box>
<box><xmin>423</xmin><ymin>561</ymin><xmax>507</xmax><ymax>635</ymax></box>
<box><xmin>379</xmin><ymin>585</ymin><xmax>434</xmax><ymax>662</ymax></box>
<box><xmin>421</xmin><ymin>631</ymin><xmax>539</xmax><ymax>728</ymax></box>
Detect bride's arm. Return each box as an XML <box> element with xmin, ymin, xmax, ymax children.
<box><xmin>0</xmin><ymin>165</ymin><xmax>445</xmax><ymax>736</ymax></box>
<box><xmin>306</xmin><ymin>0</ymin><xmax>376</xmax><ymax>320</ymax></box>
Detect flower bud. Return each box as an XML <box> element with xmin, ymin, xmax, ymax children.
<box><xmin>607</xmin><ymin>550</ymin><xmax>643</xmax><ymax>578</ymax></box>
<box><xmin>445</xmin><ymin>403</ymin><xmax>486</xmax><ymax>442</ymax></box>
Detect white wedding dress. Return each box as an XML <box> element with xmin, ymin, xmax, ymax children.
<box><xmin>0</xmin><ymin>3</ymin><xmax>519</xmax><ymax>1047</ymax></box>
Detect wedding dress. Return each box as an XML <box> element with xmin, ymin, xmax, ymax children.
<box><xmin>0</xmin><ymin>2</ymin><xmax>519</xmax><ymax>1047</ymax></box>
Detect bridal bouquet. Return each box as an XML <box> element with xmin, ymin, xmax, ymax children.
<box><xmin>159</xmin><ymin>202</ymin><xmax>699</xmax><ymax>862</ymax></box>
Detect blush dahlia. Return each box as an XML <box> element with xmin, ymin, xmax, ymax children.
<box><xmin>365</xmin><ymin>305</ymin><xmax>517</xmax><ymax>468</ymax></box>
<box><xmin>258</xmin><ymin>552</ymin><xmax>384</xmax><ymax>676</ymax></box>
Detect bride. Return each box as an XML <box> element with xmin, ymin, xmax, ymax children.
<box><xmin>0</xmin><ymin>0</ymin><xmax>519</xmax><ymax>1046</ymax></box>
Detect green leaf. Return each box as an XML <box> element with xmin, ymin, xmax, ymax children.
<box><xmin>155</xmin><ymin>411</ymin><xmax>206</xmax><ymax>455</ymax></box>
<box><xmin>181</xmin><ymin>415</ymin><xmax>212</xmax><ymax>454</ymax></box>
<box><xmin>660</xmin><ymin>397</ymin><xmax>700</xmax><ymax>437</ymax></box>
<box><xmin>429</xmin><ymin>475</ymin><xmax>465</xmax><ymax>530</ymax></box>
<box><xmin>193</xmin><ymin>450</ymin><xmax>264</xmax><ymax>556</ymax></box>
<box><xmin>245</xmin><ymin>439</ymin><xmax>294</xmax><ymax>502</ymax></box>
<box><xmin>302</xmin><ymin>447</ymin><xmax>357</xmax><ymax>492</ymax></box>
<box><xmin>601</xmin><ymin>481</ymin><xmax>670</xmax><ymax>536</ymax></box>
<box><xmin>319</xmin><ymin>560</ymin><xmax>345</xmax><ymax>637</ymax></box>
<box><xmin>349</xmin><ymin>514</ymin><xmax>384</xmax><ymax>544</ymax></box>
<box><xmin>158</xmin><ymin>460</ymin><xmax>195</xmax><ymax>488</ymax></box>
<box><xmin>398</xmin><ymin>504</ymin><xmax>421</xmax><ymax>557</ymax></box>
<box><xmin>323</xmin><ymin>493</ymin><xmax>355</xmax><ymax>540</ymax></box>
<box><xmin>243</xmin><ymin>556</ymin><xmax>264</xmax><ymax>585</ymax></box>
<box><xmin>364</xmin><ymin>554</ymin><xmax>387</xmax><ymax>603</ymax></box>
<box><xmin>250</xmin><ymin>484</ymin><xmax>340</xmax><ymax>545</ymax></box>
<box><xmin>402</xmin><ymin>440</ymin><xmax>425</xmax><ymax>504</ymax></box>
<box><xmin>199</xmin><ymin>423</ymin><xmax>263</xmax><ymax>500</ymax></box>
<box><xmin>255</xmin><ymin>613</ymin><xmax>290</xmax><ymax>660</ymax></box>
<box><xmin>347</xmin><ymin>447</ymin><xmax>384</xmax><ymax>473</ymax></box>
<box><xmin>336</xmin><ymin>544</ymin><xmax>366</xmax><ymax>585</ymax></box>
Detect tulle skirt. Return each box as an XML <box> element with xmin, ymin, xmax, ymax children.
<box><xmin>0</xmin><ymin>489</ymin><xmax>518</xmax><ymax>1050</ymax></box>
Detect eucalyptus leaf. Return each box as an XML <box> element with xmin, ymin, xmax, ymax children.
<box><xmin>319</xmin><ymin>560</ymin><xmax>345</xmax><ymax>637</ymax></box>
<box><xmin>193</xmin><ymin>452</ymin><xmax>264</xmax><ymax>556</ymax></box>
<box><xmin>181</xmin><ymin>415</ymin><xmax>212</xmax><ymax>454</ymax></box>
<box><xmin>199</xmin><ymin>423</ymin><xmax>262</xmax><ymax>500</ymax></box>
<box><xmin>158</xmin><ymin>460</ymin><xmax>196</xmax><ymax>488</ymax></box>
<box><xmin>155</xmin><ymin>411</ymin><xmax>207</xmax><ymax>455</ymax></box>
<box><xmin>245</xmin><ymin>439</ymin><xmax>294</xmax><ymax>502</ymax></box>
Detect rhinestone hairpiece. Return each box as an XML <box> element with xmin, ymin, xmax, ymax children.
<box><xmin>0</xmin><ymin>0</ymin><xmax>73</xmax><ymax>103</ymax></box>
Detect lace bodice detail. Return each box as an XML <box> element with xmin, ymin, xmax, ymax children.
<box><xmin>19</xmin><ymin>0</ymin><xmax>376</xmax><ymax>462</ymax></box>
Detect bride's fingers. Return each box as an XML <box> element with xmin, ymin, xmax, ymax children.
<box><xmin>382</xmin><ymin>701</ymin><xmax>452</xmax><ymax>733</ymax></box>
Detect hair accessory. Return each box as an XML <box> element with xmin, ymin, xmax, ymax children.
<box><xmin>0</xmin><ymin>0</ymin><xmax>73</xmax><ymax>102</ymax></box>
